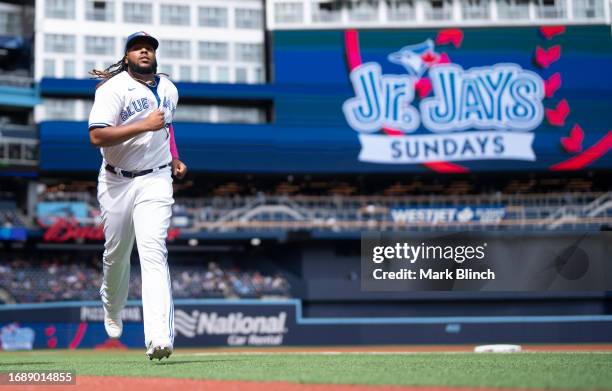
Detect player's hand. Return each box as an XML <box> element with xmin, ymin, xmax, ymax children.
<box><xmin>172</xmin><ymin>159</ymin><xmax>187</xmax><ymax>179</ymax></box>
<box><xmin>142</xmin><ymin>110</ymin><xmax>165</xmax><ymax>131</ymax></box>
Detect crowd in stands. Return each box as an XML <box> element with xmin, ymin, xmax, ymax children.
<box><xmin>1</xmin><ymin>209</ymin><xmax>26</xmax><ymax>228</ymax></box>
<box><xmin>0</xmin><ymin>200</ymin><xmax>27</xmax><ymax>228</ymax></box>
<box><xmin>0</xmin><ymin>256</ymin><xmax>291</xmax><ymax>303</ymax></box>
<box><xmin>0</xmin><ymin>256</ymin><xmax>100</xmax><ymax>303</ymax></box>
<box><xmin>35</xmin><ymin>175</ymin><xmax>608</xmax><ymax>201</ymax></box>
<box><xmin>155</xmin><ymin>262</ymin><xmax>288</xmax><ymax>299</ymax></box>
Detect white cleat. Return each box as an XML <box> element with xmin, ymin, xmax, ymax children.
<box><xmin>104</xmin><ymin>313</ymin><xmax>123</xmax><ymax>339</ymax></box>
<box><xmin>146</xmin><ymin>343</ymin><xmax>173</xmax><ymax>361</ymax></box>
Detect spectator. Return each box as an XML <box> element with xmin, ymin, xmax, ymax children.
<box><xmin>0</xmin><ymin>256</ymin><xmax>290</xmax><ymax>303</ymax></box>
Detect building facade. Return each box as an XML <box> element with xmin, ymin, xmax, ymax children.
<box><xmin>31</xmin><ymin>0</ymin><xmax>612</xmax><ymax>174</ymax></box>
<box><xmin>34</xmin><ymin>0</ymin><xmax>265</xmax><ymax>124</ymax></box>
<box><xmin>0</xmin><ymin>1</ymin><xmax>37</xmax><ymax>171</ymax></box>
<box><xmin>267</xmin><ymin>0</ymin><xmax>609</xmax><ymax>29</ymax></box>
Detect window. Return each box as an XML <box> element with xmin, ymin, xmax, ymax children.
<box><xmin>84</xmin><ymin>61</ymin><xmax>96</xmax><ymax>75</ymax></box>
<box><xmin>64</xmin><ymin>60</ymin><xmax>75</xmax><ymax>77</ymax></box>
<box><xmin>254</xmin><ymin>68</ymin><xmax>264</xmax><ymax>83</ymax></box>
<box><xmin>536</xmin><ymin>0</ymin><xmax>566</xmax><ymax>18</ymax></box>
<box><xmin>198</xmin><ymin>6</ymin><xmax>227</xmax><ymax>27</ymax></box>
<box><xmin>45</xmin><ymin>0</ymin><xmax>75</xmax><ymax>19</ymax></box>
<box><xmin>216</xmin><ymin>66</ymin><xmax>230</xmax><ymax>82</ymax></box>
<box><xmin>312</xmin><ymin>1</ymin><xmax>342</xmax><ymax>22</ymax></box>
<box><xmin>348</xmin><ymin>0</ymin><xmax>379</xmax><ymax>21</ymax></box>
<box><xmin>123</xmin><ymin>2</ymin><xmax>152</xmax><ymax>23</ymax></box>
<box><xmin>274</xmin><ymin>2</ymin><xmax>303</xmax><ymax>23</ymax></box>
<box><xmin>85</xmin><ymin>36</ymin><xmax>115</xmax><ymax>55</ymax></box>
<box><xmin>0</xmin><ymin>9</ymin><xmax>20</xmax><ymax>35</ymax></box>
<box><xmin>179</xmin><ymin>65</ymin><xmax>192</xmax><ymax>81</ymax></box>
<box><xmin>199</xmin><ymin>42</ymin><xmax>229</xmax><ymax>61</ymax></box>
<box><xmin>235</xmin><ymin>8</ymin><xmax>262</xmax><ymax>29</ymax></box>
<box><xmin>496</xmin><ymin>0</ymin><xmax>529</xmax><ymax>19</ymax></box>
<box><xmin>44</xmin><ymin>59</ymin><xmax>56</xmax><ymax>77</ymax></box>
<box><xmin>424</xmin><ymin>0</ymin><xmax>452</xmax><ymax>20</ymax></box>
<box><xmin>385</xmin><ymin>0</ymin><xmax>415</xmax><ymax>21</ymax></box>
<box><xmin>85</xmin><ymin>0</ymin><xmax>115</xmax><ymax>22</ymax></box>
<box><xmin>159</xmin><ymin>40</ymin><xmax>191</xmax><ymax>59</ymax></box>
<box><xmin>173</xmin><ymin>105</ymin><xmax>212</xmax><ymax>122</ymax></box>
<box><xmin>158</xmin><ymin>64</ymin><xmax>172</xmax><ymax>76</ymax></box>
<box><xmin>217</xmin><ymin>106</ymin><xmax>265</xmax><ymax>124</ymax></box>
<box><xmin>8</xmin><ymin>143</ymin><xmax>20</xmax><ymax>160</ymax></box>
<box><xmin>462</xmin><ymin>0</ymin><xmax>490</xmax><ymax>19</ymax></box>
<box><xmin>235</xmin><ymin>43</ymin><xmax>263</xmax><ymax>63</ymax></box>
<box><xmin>573</xmin><ymin>0</ymin><xmax>604</xmax><ymax>18</ymax></box>
<box><xmin>82</xmin><ymin>100</ymin><xmax>94</xmax><ymax>118</ymax></box>
<box><xmin>160</xmin><ymin>4</ymin><xmax>190</xmax><ymax>25</ymax></box>
<box><xmin>45</xmin><ymin>99</ymin><xmax>76</xmax><ymax>120</ymax></box>
<box><xmin>44</xmin><ymin>34</ymin><xmax>76</xmax><ymax>53</ymax></box>
<box><xmin>24</xmin><ymin>145</ymin><xmax>37</xmax><ymax>162</ymax></box>
<box><xmin>198</xmin><ymin>66</ymin><xmax>211</xmax><ymax>82</ymax></box>
<box><xmin>235</xmin><ymin>68</ymin><xmax>248</xmax><ymax>83</ymax></box>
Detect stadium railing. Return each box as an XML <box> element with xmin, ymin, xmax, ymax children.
<box><xmin>35</xmin><ymin>191</ymin><xmax>612</xmax><ymax>232</ymax></box>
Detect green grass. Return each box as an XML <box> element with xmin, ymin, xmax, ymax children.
<box><xmin>0</xmin><ymin>351</ymin><xmax>611</xmax><ymax>389</ymax></box>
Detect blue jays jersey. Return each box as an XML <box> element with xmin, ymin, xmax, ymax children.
<box><xmin>88</xmin><ymin>71</ymin><xmax>178</xmax><ymax>171</ymax></box>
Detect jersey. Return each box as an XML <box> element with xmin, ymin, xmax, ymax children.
<box><xmin>88</xmin><ymin>71</ymin><xmax>178</xmax><ymax>171</ymax></box>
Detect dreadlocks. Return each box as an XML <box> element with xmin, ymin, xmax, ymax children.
<box><xmin>89</xmin><ymin>56</ymin><xmax>166</xmax><ymax>88</ymax></box>
<box><xmin>89</xmin><ymin>57</ymin><xmax>126</xmax><ymax>80</ymax></box>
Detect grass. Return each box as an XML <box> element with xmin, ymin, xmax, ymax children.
<box><xmin>0</xmin><ymin>350</ymin><xmax>611</xmax><ymax>389</ymax></box>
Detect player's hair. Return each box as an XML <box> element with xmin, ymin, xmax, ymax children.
<box><xmin>89</xmin><ymin>57</ymin><xmax>126</xmax><ymax>81</ymax></box>
<box><xmin>89</xmin><ymin>56</ymin><xmax>168</xmax><ymax>87</ymax></box>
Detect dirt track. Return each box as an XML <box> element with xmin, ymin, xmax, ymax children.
<box><xmin>16</xmin><ymin>376</ymin><xmax>561</xmax><ymax>391</ymax></box>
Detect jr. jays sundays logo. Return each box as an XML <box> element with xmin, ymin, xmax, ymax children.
<box><xmin>343</xmin><ymin>39</ymin><xmax>544</xmax><ymax>164</ymax></box>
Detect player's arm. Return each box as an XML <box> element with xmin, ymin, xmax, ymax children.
<box><xmin>168</xmin><ymin>124</ymin><xmax>187</xmax><ymax>179</ymax></box>
<box><xmin>89</xmin><ymin>110</ymin><xmax>165</xmax><ymax>147</ymax></box>
<box><xmin>169</xmin><ymin>123</ymin><xmax>179</xmax><ymax>159</ymax></box>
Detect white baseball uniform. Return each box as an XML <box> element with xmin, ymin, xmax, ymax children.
<box><xmin>89</xmin><ymin>70</ymin><xmax>178</xmax><ymax>349</ymax></box>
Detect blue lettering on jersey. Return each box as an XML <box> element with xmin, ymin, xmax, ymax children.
<box><xmin>120</xmin><ymin>97</ymin><xmax>149</xmax><ymax>122</ymax></box>
<box><xmin>162</xmin><ymin>96</ymin><xmax>176</xmax><ymax>116</ymax></box>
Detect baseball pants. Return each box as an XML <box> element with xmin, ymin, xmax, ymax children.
<box><xmin>97</xmin><ymin>166</ymin><xmax>174</xmax><ymax>348</ymax></box>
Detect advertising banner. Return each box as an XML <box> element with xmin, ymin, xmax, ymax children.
<box><xmin>40</xmin><ymin>26</ymin><xmax>612</xmax><ymax>173</ymax></box>
<box><xmin>390</xmin><ymin>206</ymin><xmax>506</xmax><ymax>224</ymax></box>
<box><xmin>2</xmin><ymin>296</ymin><xmax>612</xmax><ymax>349</ymax></box>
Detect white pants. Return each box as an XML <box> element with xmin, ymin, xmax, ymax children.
<box><xmin>97</xmin><ymin>165</ymin><xmax>174</xmax><ymax>348</ymax></box>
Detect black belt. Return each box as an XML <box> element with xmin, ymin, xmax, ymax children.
<box><xmin>105</xmin><ymin>162</ymin><xmax>171</xmax><ymax>178</ymax></box>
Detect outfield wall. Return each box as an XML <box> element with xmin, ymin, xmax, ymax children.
<box><xmin>1</xmin><ymin>299</ymin><xmax>611</xmax><ymax>350</ymax></box>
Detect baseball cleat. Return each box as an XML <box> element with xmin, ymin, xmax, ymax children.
<box><xmin>146</xmin><ymin>343</ymin><xmax>173</xmax><ymax>361</ymax></box>
<box><xmin>104</xmin><ymin>313</ymin><xmax>123</xmax><ymax>339</ymax></box>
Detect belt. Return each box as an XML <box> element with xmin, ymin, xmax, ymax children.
<box><xmin>105</xmin><ymin>162</ymin><xmax>171</xmax><ymax>178</ymax></box>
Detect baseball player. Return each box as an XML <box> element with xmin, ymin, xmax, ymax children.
<box><xmin>88</xmin><ymin>31</ymin><xmax>187</xmax><ymax>360</ymax></box>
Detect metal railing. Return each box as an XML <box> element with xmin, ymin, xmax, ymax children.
<box><xmin>36</xmin><ymin>192</ymin><xmax>612</xmax><ymax>232</ymax></box>
<box><xmin>172</xmin><ymin>192</ymin><xmax>612</xmax><ymax>232</ymax></box>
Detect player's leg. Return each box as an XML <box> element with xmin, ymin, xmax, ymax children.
<box><xmin>97</xmin><ymin>173</ymin><xmax>136</xmax><ymax>338</ymax></box>
<box><xmin>133</xmin><ymin>169</ymin><xmax>174</xmax><ymax>357</ymax></box>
